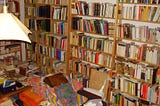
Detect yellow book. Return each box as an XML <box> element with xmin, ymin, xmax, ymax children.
<box><xmin>77</xmin><ymin>94</ymin><xmax>81</xmax><ymax>106</ymax></box>
<box><xmin>128</xmin><ymin>81</ymin><xmax>132</xmax><ymax>94</ymax></box>
<box><xmin>143</xmin><ymin>6</ymin><xmax>150</xmax><ymax>21</ymax></box>
<box><xmin>25</xmin><ymin>19</ymin><xmax>29</xmax><ymax>28</ymax></box>
<box><xmin>53</xmin><ymin>96</ymin><xmax>58</xmax><ymax>106</ymax></box>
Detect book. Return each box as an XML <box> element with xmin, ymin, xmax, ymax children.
<box><xmin>152</xmin><ymin>6</ymin><xmax>160</xmax><ymax>22</ymax></box>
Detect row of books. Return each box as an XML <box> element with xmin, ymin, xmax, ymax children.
<box><xmin>50</xmin><ymin>48</ymin><xmax>65</xmax><ymax>61</ymax></box>
<box><xmin>0</xmin><ymin>41</ymin><xmax>20</xmax><ymax>46</ymax></box>
<box><xmin>70</xmin><ymin>32</ymin><xmax>113</xmax><ymax>54</ymax></box>
<box><xmin>72</xmin><ymin>17</ymin><xmax>115</xmax><ymax>36</ymax></box>
<box><xmin>7</xmin><ymin>0</ymin><xmax>19</xmax><ymax>13</ymax></box>
<box><xmin>117</xmin><ymin>23</ymin><xmax>160</xmax><ymax>44</ymax></box>
<box><xmin>25</xmin><ymin>7</ymin><xmax>36</xmax><ymax>17</ymax></box>
<box><xmin>25</xmin><ymin>18</ymin><xmax>69</xmax><ymax>33</ymax></box>
<box><xmin>69</xmin><ymin>58</ymin><xmax>110</xmax><ymax>77</ymax></box>
<box><xmin>70</xmin><ymin>47</ymin><xmax>112</xmax><ymax>68</ymax></box>
<box><xmin>110</xmin><ymin>89</ymin><xmax>159</xmax><ymax>106</ymax></box>
<box><xmin>39</xmin><ymin>33</ymin><xmax>67</xmax><ymax>50</ymax></box>
<box><xmin>39</xmin><ymin>45</ymin><xmax>66</xmax><ymax>62</ymax></box>
<box><xmin>0</xmin><ymin>46</ymin><xmax>20</xmax><ymax>55</ymax></box>
<box><xmin>116</xmin><ymin>41</ymin><xmax>160</xmax><ymax>65</ymax></box>
<box><xmin>52</xmin><ymin>6</ymin><xmax>68</xmax><ymax>20</ymax></box>
<box><xmin>121</xmin><ymin>5</ymin><xmax>160</xmax><ymax>22</ymax></box>
<box><xmin>69</xmin><ymin>59</ymin><xmax>91</xmax><ymax>77</ymax></box>
<box><xmin>38</xmin><ymin>54</ymin><xmax>51</xmax><ymax>66</ymax></box>
<box><xmin>115</xmin><ymin>76</ymin><xmax>141</xmax><ymax>97</ymax></box>
<box><xmin>110</xmin><ymin>91</ymin><xmax>138</xmax><ymax>106</ymax></box>
<box><xmin>114</xmin><ymin>75</ymin><xmax>160</xmax><ymax>101</ymax></box>
<box><xmin>37</xmin><ymin>55</ymin><xmax>53</xmax><ymax>74</ymax></box>
<box><xmin>0</xmin><ymin>51</ymin><xmax>20</xmax><ymax>60</ymax></box>
<box><xmin>74</xmin><ymin>1</ymin><xmax>116</xmax><ymax>18</ymax></box>
<box><xmin>37</xmin><ymin>6</ymin><xmax>50</xmax><ymax>18</ymax></box>
<box><xmin>36</xmin><ymin>20</ymin><xmax>51</xmax><ymax>32</ymax></box>
<box><xmin>118</xmin><ymin>0</ymin><xmax>160</xmax><ymax>4</ymax></box>
<box><xmin>37</xmin><ymin>55</ymin><xmax>66</xmax><ymax>74</ymax></box>
<box><xmin>25</xmin><ymin>0</ymin><xmax>35</xmax><ymax>4</ymax></box>
<box><xmin>52</xmin><ymin>22</ymin><xmax>68</xmax><ymax>35</ymax></box>
<box><xmin>52</xmin><ymin>0</ymin><xmax>68</xmax><ymax>5</ymax></box>
<box><xmin>36</xmin><ymin>0</ymin><xmax>50</xmax><ymax>4</ymax></box>
<box><xmin>25</xmin><ymin>19</ymin><xmax>51</xmax><ymax>32</ymax></box>
<box><xmin>25</xmin><ymin>6</ymin><xmax>50</xmax><ymax>18</ymax></box>
<box><xmin>25</xmin><ymin>0</ymin><xmax>68</xmax><ymax>5</ymax></box>
<box><xmin>115</xmin><ymin>58</ymin><xmax>160</xmax><ymax>84</ymax></box>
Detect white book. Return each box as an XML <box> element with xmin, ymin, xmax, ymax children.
<box><xmin>122</xmin><ymin>6</ymin><xmax>127</xmax><ymax>19</ymax></box>
<box><xmin>136</xmin><ymin>64</ymin><xmax>142</xmax><ymax>79</ymax></box>
<box><xmin>115</xmin><ymin>77</ymin><xmax>119</xmax><ymax>89</ymax></box>
<box><xmin>100</xmin><ymin>3</ymin><xmax>103</xmax><ymax>17</ymax></box>
<box><xmin>92</xmin><ymin>52</ymin><xmax>96</xmax><ymax>63</ymax></box>
<box><xmin>52</xmin><ymin>47</ymin><xmax>55</xmax><ymax>58</ymax></box>
<box><xmin>102</xmin><ymin>3</ymin><xmax>106</xmax><ymax>17</ymax></box>
<box><xmin>109</xmin><ymin>41</ymin><xmax>113</xmax><ymax>54</ymax></box>
<box><xmin>134</xmin><ymin>6</ymin><xmax>138</xmax><ymax>20</ymax></box>
<box><xmin>152</xmin><ymin>7</ymin><xmax>160</xmax><ymax>22</ymax></box>
<box><xmin>137</xmin><ymin>82</ymin><xmax>141</xmax><ymax>97</ymax></box>
<box><xmin>120</xmin><ymin>77</ymin><xmax>124</xmax><ymax>92</ymax></box>
<box><xmin>126</xmin><ymin>7</ymin><xmax>130</xmax><ymax>19</ymax></box>
<box><xmin>148</xmin><ymin>7</ymin><xmax>156</xmax><ymax>21</ymax></box>
<box><xmin>81</xmin><ymin>2</ymin><xmax>85</xmax><ymax>15</ymax></box>
<box><xmin>98</xmin><ymin>53</ymin><xmax>104</xmax><ymax>65</ymax></box>
<box><xmin>105</xmin><ymin>3</ymin><xmax>109</xmax><ymax>17</ymax></box>
<box><xmin>153</xmin><ymin>48</ymin><xmax>158</xmax><ymax>64</ymax></box>
<box><xmin>88</xmin><ymin>3</ymin><xmax>93</xmax><ymax>16</ymax></box>
<box><xmin>109</xmin><ymin>4</ymin><xmax>114</xmax><ymax>18</ymax></box>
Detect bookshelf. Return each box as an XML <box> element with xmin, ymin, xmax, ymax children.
<box><xmin>24</xmin><ymin>0</ymin><xmax>70</xmax><ymax>75</ymax></box>
<box><xmin>0</xmin><ymin>0</ymin><xmax>20</xmax><ymax>17</ymax></box>
<box><xmin>110</xmin><ymin>0</ymin><xmax>160</xmax><ymax>105</ymax></box>
<box><xmin>69</xmin><ymin>0</ymin><xmax>117</xmax><ymax>100</ymax></box>
<box><xmin>23</xmin><ymin>0</ymin><xmax>160</xmax><ymax>104</ymax></box>
<box><xmin>0</xmin><ymin>0</ymin><xmax>22</xmax><ymax>62</ymax></box>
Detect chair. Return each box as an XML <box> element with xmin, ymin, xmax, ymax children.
<box><xmin>77</xmin><ymin>69</ymin><xmax>112</xmax><ymax>105</ymax></box>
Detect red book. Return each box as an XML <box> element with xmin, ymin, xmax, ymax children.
<box><xmin>95</xmin><ymin>52</ymin><xmax>99</xmax><ymax>64</ymax></box>
<box><xmin>55</xmin><ymin>0</ymin><xmax>59</xmax><ymax>4</ymax></box>
<box><xmin>141</xmin><ymin>83</ymin><xmax>149</xmax><ymax>99</ymax></box>
<box><xmin>156</xmin><ymin>68</ymin><xmax>160</xmax><ymax>84</ymax></box>
<box><xmin>156</xmin><ymin>88</ymin><xmax>160</xmax><ymax>104</ymax></box>
<box><xmin>137</xmin><ymin>44</ymin><xmax>147</xmax><ymax>61</ymax></box>
<box><xmin>136</xmin><ymin>46</ymin><xmax>142</xmax><ymax>61</ymax></box>
<box><xmin>56</xmin><ymin>49</ymin><xmax>59</xmax><ymax>60</ymax></box>
<box><xmin>89</xmin><ymin>21</ymin><xmax>93</xmax><ymax>32</ymax></box>
<box><xmin>58</xmin><ymin>24</ymin><xmax>61</xmax><ymax>34</ymax></box>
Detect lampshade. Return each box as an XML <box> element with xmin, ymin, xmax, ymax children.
<box><xmin>0</xmin><ymin>5</ymin><xmax>31</xmax><ymax>43</ymax></box>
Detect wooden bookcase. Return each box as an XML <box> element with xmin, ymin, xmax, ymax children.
<box><xmin>23</xmin><ymin>0</ymin><xmax>160</xmax><ymax>104</ymax></box>
<box><xmin>69</xmin><ymin>0</ymin><xmax>117</xmax><ymax>93</ymax></box>
<box><xmin>0</xmin><ymin>0</ymin><xmax>22</xmax><ymax>62</ymax></box>
<box><xmin>110</xmin><ymin>0</ymin><xmax>160</xmax><ymax>105</ymax></box>
<box><xmin>69</xmin><ymin>0</ymin><xmax>160</xmax><ymax>105</ymax></box>
<box><xmin>24</xmin><ymin>0</ymin><xmax>70</xmax><ymax>75</ymax></box>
